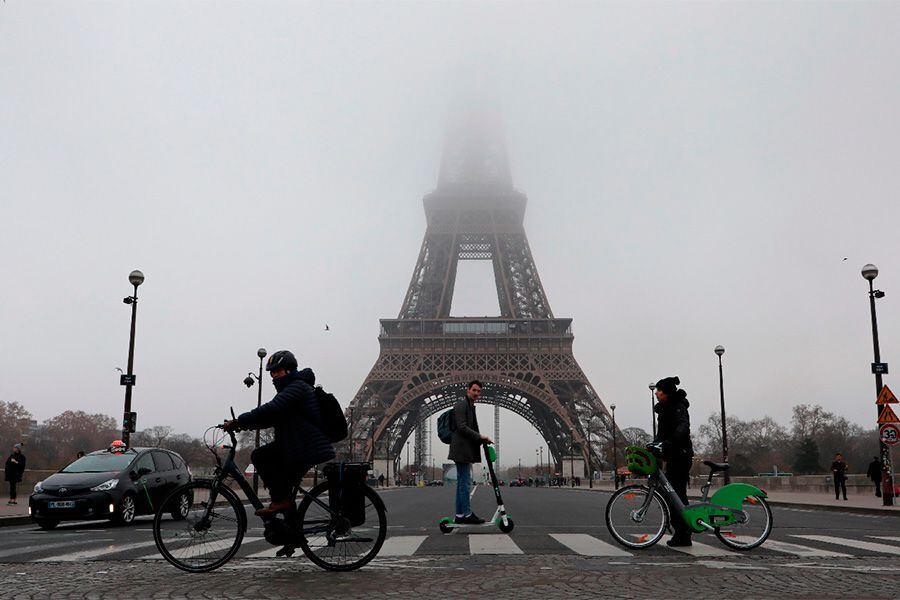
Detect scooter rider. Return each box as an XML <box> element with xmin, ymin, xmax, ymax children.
<box><xmin>449</xmin><ymin>380</ymin><xmax>493</xmax><ymax>524</ymax></box>
<box><xmin>653</xmin><ymin>376</ymin><xmax>694</xmax><ymax>547</ymax></box>
<box><xmin>223</xmin><ymin>350</ymin><xmax>335</xmax><ymax>516</ymax></box>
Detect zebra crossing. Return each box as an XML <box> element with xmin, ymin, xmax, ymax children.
<box><xmin>2</xmin><ymin>531</ymin><xmax>899</xmax><ymax>563</ymax></box>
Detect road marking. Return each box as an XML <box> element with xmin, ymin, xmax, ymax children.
<box><xmin>549</xmin><ymin>534</ymin><xmax>632</xmax><ymax>557</ymax></box>
<box><xmin>136</xmin><ymin>536</ymin><xmax>265</xmax><ymax>560</ymax></box>
<box><xmin>379</xmin><ymin>535</ymin><xmax>428</xmax><ymax>556</ymax></box>
<box><xmin>792</xmin><ymin>535</ymin><xmax>900</xmax><ymax>555</ymax></box>
<box><xmin>0</xmin><ymin>539</ymin><xmax>112</xmax><ymax>560</ymax></box>
<box><xmin>663</xmin><ymin>537</ymin><xmax>734</xmax><ymax>556</ymax></box>
<box><xmin>468</xmin><ymin>534</ymin><xmax>523</xmax><ymax>554</ymax></box>
<box><xmin>870</xmin><ymin>536</ymin><xmax>900</xmax><ymax>543</ymax></box>
<box><xmin>751</xmin><ymin>538</ymin><xmax>851</xmax><ymax>558</ymax></box>
<box><xmin>37</xmin><ymin>539</ymin><xmax>159</xmax><ymax>561</ymax></box>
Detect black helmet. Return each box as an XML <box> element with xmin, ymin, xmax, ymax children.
<box><xmin>266</xmin><ymin>350</ymin><xmax>298</xmax><ymax>372</ymax></box>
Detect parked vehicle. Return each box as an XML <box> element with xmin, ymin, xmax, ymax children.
<box><xmin>29</xmin><ymin>443</ymin><xmax>191</xmax><ymax>530</ymax></box>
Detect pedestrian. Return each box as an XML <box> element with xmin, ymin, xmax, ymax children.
<box><xmin>866</xmin><ymin>456</ymin><xmax>883</xmax><ymax>498</ymax></box>
<box><xmin>831</xmin><ymin>453</ymin><xmax>848</xmax><ymax>501</ymax></box>
<box><xmin>653</xmin><ymin>376</ymin><xmax>695</xmax><ymax>547</ymax></box>
<box><xmin>5</xmin><ymin>443</ymin><xmax>26</xmax><ymax>505</ymax></box>
<box><xmin>76</xmin><ymin>450</ymin><xmax>85</xmax><ymax>459</ymax></box>
<box><xmin>378</xmin><ymin>473</ymin><xmax>385</xmax><ymax>488</ymax></box>
<box><xmin>448</xmin><ymin>380</ymin><xmax>493</xmax><ymax>524</ymax></box>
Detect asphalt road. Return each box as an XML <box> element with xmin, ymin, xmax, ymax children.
<box><xmin>1</xmin><ymin>486</ymin><xmax>898</xmax><ymax>599</ymax></box>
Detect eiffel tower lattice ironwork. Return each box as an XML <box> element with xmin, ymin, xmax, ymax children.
<box><xmin>346</xmin><ymin>109</ymin><xmax>618</xmax><ymax>478</ymax></box>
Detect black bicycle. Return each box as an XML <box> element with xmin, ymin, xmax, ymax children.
<box><xmin>152</xmin><ymin>416</ymin><xmax>387</xmax><ymax>573</ymax></box>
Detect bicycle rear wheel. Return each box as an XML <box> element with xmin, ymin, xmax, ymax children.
<box><xmin>153</xmin><ymin>480</ymin><xmax>247</xmax><ymax>573</ymax></box>
<box><xmin>297</xmin><ymin>481</ymin><xmax>387</xmax><ymax>571</ymax></box>
<box><xmin>605</xmin><ymin>484</ymin><xmax>670</xmax><ymax>549</ymax></box>
<box><xmin>714</xmin><ymin>495</ymin><xmax>772</xmax><ymax>550</ymax></box>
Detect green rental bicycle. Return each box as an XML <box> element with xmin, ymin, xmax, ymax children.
<box><xmin>605</xmin><ymin>444</ymin><xmax>772</xmax><ymax>550</ymax></box>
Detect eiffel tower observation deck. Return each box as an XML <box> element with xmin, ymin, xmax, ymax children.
<box><xmin>346</xmin><ymin>107</ymin><xmax>618</xmax><ymax>480</ymax></box>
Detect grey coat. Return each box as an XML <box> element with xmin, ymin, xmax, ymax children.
<box><xmin>448</xmin><ymin>398</ymin><xmax>482</xmax><ymax>464</ymax></box>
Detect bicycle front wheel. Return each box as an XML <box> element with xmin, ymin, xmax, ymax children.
<box><xmin>153</xmin><ymin>480</ymin><xmax>247</xmax><ymax>573</ymax></box>
<box><xmin>297</xmin><ymin>481</ymin><xmax>387</xmax><ymax>571</ymax></box>
<box><xmin>605</xmin><ymin>484</ymin><xmax>670</xmax><ymax>549</ymax></box>
<box><xmin>715</xmin><ymin>495</ymin><xmax>772</xmax><ymax>550</ymax></box>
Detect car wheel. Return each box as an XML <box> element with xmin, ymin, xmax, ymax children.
<box><xmin>35</xmin><ymin>518</ymin><xmax>59</xmax><ymax>530</ymax></box>
<box><xmin>169</xmin><ymin>490</ymin><xmax>190</xmax><ymax>521</ymax></box>
<box><xmin>112</xmin><ymin>493</ymin><xmax>136</xmax><ymax>525</ymax></box>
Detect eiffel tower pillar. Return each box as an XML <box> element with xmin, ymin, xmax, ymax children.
<box><xmin>347</xmin><ymin>106</ymin><xmax>620</xmax><ymax>473</ymax></box>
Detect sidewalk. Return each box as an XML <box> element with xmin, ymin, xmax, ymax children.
<box><xmin>0</xmin><ymin>501</ymin><xmax>31</xmax><ymax>526</ymax></box>
<box><xmin>559</xmin><ymin>481</ymin><xmax>900</xmax><ymax>515</ymax></box>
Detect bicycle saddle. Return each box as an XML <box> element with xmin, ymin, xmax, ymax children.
<box><xmin>703</xmin><ymin>460</ymin><xmax>730</xmax><ymax>472</ymax></box>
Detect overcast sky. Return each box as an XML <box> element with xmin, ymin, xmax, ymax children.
<box><xmin>2</xmin><ymin>2</ymin><xmax>899</xmax><ymax>468</ymax></box>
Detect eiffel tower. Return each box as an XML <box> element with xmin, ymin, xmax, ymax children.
<box><xmin>346</xmin><ymin>108</ymin><xmax>617</xmax><ymax>479</ymax></box>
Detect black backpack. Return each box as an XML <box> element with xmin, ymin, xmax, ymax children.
<box><xmin>314</xmin><ymin>386</ymin><xmax>348</xmax><ymax>443</ymax></box>
<box><xmin>437</xmin><ymin>408</ymin><xmax>456</xmax><ymax>444</ymax></box>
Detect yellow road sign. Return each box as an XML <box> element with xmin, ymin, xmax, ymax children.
<box><xmin>878</xmin><ymin>404</ymin><xmax>900</xmax><ymax>424</ymax></box>
<box><xmin>877</xmin><ymin>385</ymin><xmax>899</xmax><ymax>405</ymax></box>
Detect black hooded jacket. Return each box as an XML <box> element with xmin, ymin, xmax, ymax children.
<box><xmin>237</xmin><ymin>368</ymin><xmax>335</xmax><ymax>472</ymax></box>
<box><xmin>653</xmin><ymin>390</ymin><xmax>694</xmax><ymax>461</ymax></box>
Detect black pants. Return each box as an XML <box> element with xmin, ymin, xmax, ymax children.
<box><xmin>251</xmin><ymin>443</ymin><xmax>311</xmax><ymax>503</ymax></box>
<box><xmin>665</xmin><ymin>457</ymin><xmax>692</xmax><ymax>541</ymax></box>
<box><xmin>873</xmin><ymin>480</ymin><xmax>882</xmax><ymax>497</ymax></box>
<box><xmin>8</xmin><ymin>481</ymin><xmax>16</xmax><ymax>500</ymax></box>
<box><xmin>834</xmin><ymin>476</ymin><xmax>847</xmax><ymax>500</ymax></box>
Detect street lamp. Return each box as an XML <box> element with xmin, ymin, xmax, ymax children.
<box><xmin>648</xmin><ymin>383</ymin><xmax>657</xmax><ymax>438</ymax></box>
<box><xmin>406</xmin><ymin>441</ymin><xmax>410</xmax><ymax>485</ymax></box>
<box><xmin>862</xmin><ymin>264</ymin><xmax>895</xmax><ymax>506</ymax></box>
<box><xmin>121</xmin><ymin>270</ymin><xmax>144</xmax><ymax>448</ymax></box>
<box><xmin>610</xmin><ymin>404</ymin><xmax>618</xmax><ymax>490</ymax></box>
<box><xmin>715</xmin><ymin>345</ymin><xmax>730</xmax><ymax>484</ymax></box>
<box><xmin>242</xmin><ymin>348</ymin><xmax>267</xmax><ymax>494</ymax></box>
<box><xmin>539</xmin><ymin>446</ymin><xmax>544</xmax><ymax>484</ymax></box>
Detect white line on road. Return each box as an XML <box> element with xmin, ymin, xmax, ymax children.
<box><xmin>137</xmin><ymin>537</ymin><xmax>266</xmax><ymax>560</ymax></box>
<box><xmin>37</xmin><ymin>539</ymin><xmax>160</xmax><ymax>562</ymax></box>
<box><xmin>870</xmin><ymin>536</ymin><xmax>900</xmax><ymax>543</ymax></box>
<box><xmin>379</xmin><ymin>535</ymin><xmax>428</xmax><ymax>556</ymax></box>
<box><xmin>792</xmin><ymin>535</ymin><xmax>900</xmax><ymax>556</ymax></box>
<box><xmin>468</xmin><ymin>534</ymin><xmax>523</xmax><ymax>555</ymax></box>
<box><xmin>751</xmin><ymin>538</ymin><xmax>851</xmax><ymax>558</ymax></box>
<box><xmin>663</xmin><ymin>537</ymin><xmax>735</xmax><ymax>557</ymax></box>
<box><xmin>549</xmin><ymin>534</ymin><xmax>632</xmax><ymax>557</ymax></box>
<box><xmin>0</xmin><ymin>539</ymin><xmax>112</xmax><ymax>560</ymax></box>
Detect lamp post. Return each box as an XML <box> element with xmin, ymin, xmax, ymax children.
<box><xmin>715</xmin><ymin>345</ymin><xmax>730</xmax><ymax>484</ymax></box>
<box><xmin>570</xmin><ymin>440</ymin><xmax>576</xmax><ymax>487</ymax></box>
<box><xmin>253</xmin><ymin>348</ymin><xmax>266</xmax><ymax>493</ymax></box>
<box><xmin>862</xmin><ymin>264</ymin><xmax>895</xmax><ymax>506</ymax></box>
<box><xmin>518</xmin><ymin>458</ymin><xmax>521</xmax><ymax>480</ymax></box>
<box><xmin>649</xmin><ymin>383</ymin><xmax>657</xmax><ymax>438</ymax></box>
<box><xmin>406</xmin><ymin>441</ymin><xmax>410</xmax><ymax>486</ymax></box>
<box><xmin>611</xmin><ymin>404</ymin><xmax>618</xmax><ymax>490</ymax></box>
<box><xmin>121</xmin><ymin>270</ymin><xmax>144</xmax><ymax>448</ymax></box>
<box><xmin>588</xmin><ymin>418</ymin><xmax>594</xmax><ymax>489</ymax></box>
<box><xmin>539</xmin><ymin>446</ymin><xmax>544</xmax><ymax>485</ymax></box>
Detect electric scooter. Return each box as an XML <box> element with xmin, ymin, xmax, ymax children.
<box><xmin>439</xmin><ymin>443</ymin><xmax>514</xmax><ymax>534</ymax></box>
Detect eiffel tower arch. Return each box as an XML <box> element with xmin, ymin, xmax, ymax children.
<box><xmin>346</xmin><ymin>108</ymin><xmax>619</xmax><ymax>477</ymax></box>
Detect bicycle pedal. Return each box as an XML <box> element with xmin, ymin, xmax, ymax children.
<box><xmin>275</xmin><ymin>545</ymin><xmax>296</xmax><ymax>558</ymax></box>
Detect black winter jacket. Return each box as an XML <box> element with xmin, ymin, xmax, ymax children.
<box><xmin>237</xmin><ymin>369</ymin><xmax>335</xmax><ymax>472</ymax></box>
<box><xmin>653</xmin><ymin>390</ymin><xmax>694</xmax><ymax>461</ymax></box>
<box><xmin>5</xmin><ymin>453</ymin><xmax>25</xmax><ymax>483</ymax></box>
<box><xmin>448</xmin><ymin>398</ymin><xmax>482</xmax><ymax>464</ymax></box>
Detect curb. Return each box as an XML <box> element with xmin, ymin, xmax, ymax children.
<box><xmin>0</xmin><ymin>516</ymin><xmax>33</xmax><ymax>528</ymax></box>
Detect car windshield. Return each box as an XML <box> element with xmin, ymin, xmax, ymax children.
<box><xmin>61</xmin><ymin>453</ymin><xmax>135</xmax><ymax>473</ymax></box>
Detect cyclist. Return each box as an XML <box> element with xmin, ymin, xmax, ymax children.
<box><xmin>223</xmin><ymin>350</ymin><xmax>334</xmax><ymax>516</ymax></box>
<box><xmin>653</xmin><ymin>376</ymin><xmax>694</xmax><ymax>547</ymax></box>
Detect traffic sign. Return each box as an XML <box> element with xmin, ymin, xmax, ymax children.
<box><xmin>880</xmin><ymin>424</ymin><xmax>900</xmax><ymax>446</ymax></box>
<box><xmin>877</xmin><ymin>385</ymin><xmax>899</xmax><ymax>405</ymax></box>
<box><xmin>878</xmin><ymin>404</ymin><xmax>900</xmax><ymax>424</ymax></box>
<box><xmin>872</xmin><ymin>362</ymin><xmax>889</xmax><ymax>375</ymax></box>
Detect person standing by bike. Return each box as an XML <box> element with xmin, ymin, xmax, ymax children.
<box><xmin>653</xmin><ymin>376</ymin><xmax>694</xmax><ymax>547</ymax></box>
<box><xmin>223</xmin><ymin>350</ymin><xmax>334</xmax><ymax>516</ymax></box>
<box><xmin>449</xmin><ymin>380</ymin><xmax>493</xmax><ymax>524</ymax></box>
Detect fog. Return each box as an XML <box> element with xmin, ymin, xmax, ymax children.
<box><xmin>2</xmin><ymin>2</ymin><xmax>899</xmax><ymax>467</ymax></box>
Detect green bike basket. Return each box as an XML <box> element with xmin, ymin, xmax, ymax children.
<box><xmin>625</xmin><ymin>445</ymin><xmax>657</xmax><ymax>476</ymax></box>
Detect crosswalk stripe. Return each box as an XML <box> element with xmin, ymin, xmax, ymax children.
<box><xmin>792</xmin><ymin>535</ymin><xmax>900</xmax><ymax>556</ymax></box>
<box><xmin>0</xmin><ymin>539</ymin><xmax>112</xmax><ymax>560</ymax></box>
<box><xmin>469</xmin><ymin>534</ymin><xmax>523</xmax><ymax>555</ymax></box>
<box><xmin>549</xmin><ymin>534</ymin><xmax>632</xmax><ymax>557</ymax></box>
<box><xmin>663</xmin><ymin>536</ymin><xmax>734</xmax><ymax>556</ymax></box>
<box><xmin>379</xmin><ymin>535</ymin><xmax>428</xmax><ymax>557</ymax></box>
<box><xmin>135</xmin><ymin>536</ymin><xmax>265</xmax><ymax>560</ymax></box>
<box><xmin>870</xmin><ymin>536</ymin><xmax>900</xmax><ymax>543</ymax></box>
<box><xmin>742</xmin><ymin>538</ymin><xmax>851</xmax><ymax>558</ymax></box>
<box><xmin>37</xmin><ymin>539</ymin><xmax>159</xmax><ymax>562</ymax></box>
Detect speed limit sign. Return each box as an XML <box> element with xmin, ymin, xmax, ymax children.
<box><xmin>880</xmin><ymin>423</ymin><xmax>900</xmax><ymax>446</ymax></box>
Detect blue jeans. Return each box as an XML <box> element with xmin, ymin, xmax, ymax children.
<box><xmin>455</xmin><ymin>462</ymin><xmax>472</xmax><ymax>517</ymax></box>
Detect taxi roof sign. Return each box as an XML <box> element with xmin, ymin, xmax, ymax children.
<box><xmin>877</xmin><ymin>385</ymin><xmax>899</xmax><ymax>405</ymax></box>
<box><xmin>878</xmin><ymin>404</ymin><xmax>900</xmax><ymax>424</ymax></box>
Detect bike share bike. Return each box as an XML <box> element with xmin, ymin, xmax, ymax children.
<box><xmin>438</xmin><ymin>443</ymin><xmax>514</xmax><ymax>534</ymax></box>
<box><xmin>605</xmin><ymin>443</ymin><xmax>772</xmax><ymax>550</ymax></box>
<box><xmin>152</xmin><ymin>412</ymin><xmax>387</xmax><ymax>573</ymax></box>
